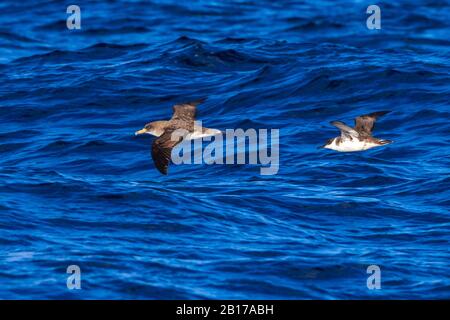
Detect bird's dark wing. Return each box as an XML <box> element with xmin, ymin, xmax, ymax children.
<box><xmin>151</xmin><ymin>130</ymin><xmax>183</xmax><ymax>175</ymax></box>
<box><xmin>330</xmin><ymin>121</ymin><xmax>359</xmax><ymax>139</ymax></box>
<box><xmin>171</xmin><ymin>99</ymin><xmax>205</xmax><ymax>122</ymax></box>
<box><xmin>354</xmin><ymin>111</ymin><xmax>390</xmax><ymax>136</ymax></box>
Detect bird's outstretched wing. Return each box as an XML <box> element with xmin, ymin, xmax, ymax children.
<box><xmin>171</xmin><ymin>99</ymin><xmax>205</xmax><ymax>122</ymax></box>
<box><xmin>151</xmin><ymin>130</ymin><xmax>183</xmax><ymax>175</ymax></box>
<box><xmin>330</xmin><ymin>121</ymin><xmax>359</xmax><ymax>139</ymax></box>
<box><xmin>354</xmin><ymin>111</ymin><xmax>390</xmax><ymax>137</ymax></box>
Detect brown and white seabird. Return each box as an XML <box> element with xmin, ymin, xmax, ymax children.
<box><xmin>321</xmin><ymin>111</ymin><xmax>392</xmax><ymax>152</ymax></box>
<box><xmin>135</xmin><ymin>99</ymin><xmax>222</xmax><ymax>175</ymax></box>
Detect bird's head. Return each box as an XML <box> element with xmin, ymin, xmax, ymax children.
<box><xmin>135</xmin><ymin>121</ymin><xmax>165</xmax><ymax>137</ymax></box>
<box><xmin>135</xmin><ymin>122</ymin><xmax>153</xmax><ymax>136</ymax></box>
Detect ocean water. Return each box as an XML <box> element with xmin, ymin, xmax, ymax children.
<box><xmin>0</xmin><ymin>0</ymin><xmax>449</xmax><ymax>299</ymax></box>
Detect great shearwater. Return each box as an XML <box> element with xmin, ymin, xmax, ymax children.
<box><xmin>135</xmin><ymin>99</ymin><xmax>222</xmax><ymax>175</ymax></box>
<box><xmin>322</xmin><ymin>111</ymin><xmax>392</xmax><ymax>152</ymax></box>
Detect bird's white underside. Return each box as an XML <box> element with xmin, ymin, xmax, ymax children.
<box><xmin>324</xmin><ymin>137</ymin><xmax>381</xmax><ymax>152</ymax></box>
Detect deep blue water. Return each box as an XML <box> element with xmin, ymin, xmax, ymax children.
<box><xmin>0</xmin><ymin>0</ymin><xmax>449</xmax><ymax>299</ymax></box>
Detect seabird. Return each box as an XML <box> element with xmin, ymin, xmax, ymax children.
<box><xmin>321</xmin><ymin>111</ymin><xmax>392</xmax><ymax>152</ymax></box>
<box><xmin>135</xmin><ymin>99</ymin><xmax>222</xmax><ymax>175</ymax></box>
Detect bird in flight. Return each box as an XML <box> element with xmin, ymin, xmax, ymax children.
<box><xmin>321</xmin><ymin>111</ymin><xmax>392</xmax><ymax>152</ymax></box>
<box><xmin>135</xmin><ymin>99</ymin><xmax>222</xmax><ymax>175</ymax></box>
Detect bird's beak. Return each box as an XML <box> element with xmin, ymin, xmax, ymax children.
<box><xmin>135</xmin><ymin>128</ymin><xmax>148</xmax><ymax>136</ymax></box>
